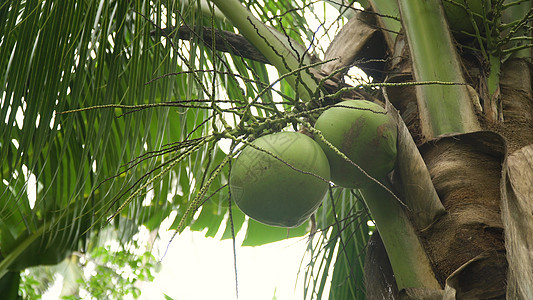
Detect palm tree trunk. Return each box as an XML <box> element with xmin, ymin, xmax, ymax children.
<box><xmin>372</xmin><ymin>54</ymin><xmax>533</xmax><ymax>298</ymax></box>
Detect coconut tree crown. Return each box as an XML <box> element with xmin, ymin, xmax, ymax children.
<box><xmin>1</xmin><ymin>0</ymin><xmax>532</xmax><ymax>298</ymax></box>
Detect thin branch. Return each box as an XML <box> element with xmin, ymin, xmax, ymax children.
<box><xmin>152</xmin><ymin>26</ymin><xmax>270</xmax><ymax>64</ymax></box>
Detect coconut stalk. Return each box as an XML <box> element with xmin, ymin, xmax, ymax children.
<box><xmin>178</xmin><ymin>0</ymin><xmax>226</xmax><ymax>20</ymax></box>
<box><xmin>483</xmin><ymin>52</ymin><xmax>502</xmax><ymax>122</ymax></box>
<box><xmin>310</xmin><ymin>100</ymin><xmax>442</xmax><ymax>291</ymax></box>
<box><xmin>208</xmin><ymin>0</ymin><xmax>321</xmax><ymax>102</ymax></box>
<box><xmin>359</xmin><ymin>180</ymin><xmax>441</xmax><ymax>291</ymax></box>
<box><xmin>386</xmin><ymin>104</ymin><xmax>446</xmax><ymax>228</ymax></box>
<box><xmin>398</xmin><ymin>0</ymin><xmax>480</xmax><ymax>138</ymax></box>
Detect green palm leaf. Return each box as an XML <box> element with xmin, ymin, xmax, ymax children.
<box><xmin>0</xmin><ymin>0</ymin><xmax>181</xmax><ymax>278</ymax></box>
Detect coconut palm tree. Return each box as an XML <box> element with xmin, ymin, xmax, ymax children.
<box><xmin>1</xmin><ymin>0</ymin><xmax>532</xmax><ymax>299</ymax></box>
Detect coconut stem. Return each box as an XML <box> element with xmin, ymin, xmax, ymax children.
<box><xmin>360</xmin><ymin>179</ymin><xmax>441</xmax><ymax>291</ymax></box>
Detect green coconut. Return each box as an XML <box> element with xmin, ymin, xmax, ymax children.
<box><xmin>230</xmin><ymin>132</ymin><xmax>330</xmax><ymax>228</ymax></box>
<box><xmin>443</xmin><ymin>0</ymin><xmax>489</xmax><ymax>40</ymax></box>
<box><xmin>314</xmin><ymin>100</ymin><xmax>397</xmax><ymax>189</ymax></box>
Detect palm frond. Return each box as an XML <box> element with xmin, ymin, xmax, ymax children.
<box><xmin>303</xmin><ymin>188</ymin><xmax>370</xmax><ymax>299</ymax></box>
<box><xmin>0</xmin><ymin>0</ymin><xmax>179</xmax><ymax>275</ymax></box>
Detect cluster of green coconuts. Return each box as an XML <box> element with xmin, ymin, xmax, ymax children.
<box><xmin>228</xmin><ymin>1</ymin><xmax>485</xmax><ymax>228</ymax></box>
<box><xmin>229</xmin><ymin>100</ymin><xmax>398</xmax><ymax>228</ymax></box>
<box><xmin>228</xmin><ymin>1</ymin><xmax>486</xmax><ymax>228</ymax></box>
